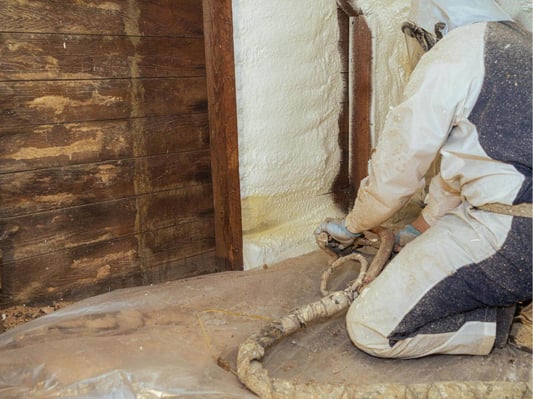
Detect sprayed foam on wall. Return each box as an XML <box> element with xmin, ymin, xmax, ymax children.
<box><xmin>232</xmin><ymin>0</ymin><xmax>345</xmax><ymax>269</ymax></box>
<box><xmin>232</xmin><ymin>0</ymin><xmax>531</xmax><ymax>270</ymax></box>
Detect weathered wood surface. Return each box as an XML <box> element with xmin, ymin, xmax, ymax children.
<box><xmin>0</xmin><ymin>150</ymin><xmax>212</xmax><ymax>217</ymax></box>
<box><xmin>331</xmin><ymin>7</ymin><xmax>372</xmax><ymax>212</ymax></box>
<box><xmin>351</xmin><ymin>15</ymin><xmax>372</xmax><ymax>193</ymax></box>
<box><xmin>0</xmin><ymin>0</ymin><xmax>203</xmax><ymax>37</ymax></box>
<box><xmin>0</xmin><ymin>0</ymin><xmax>229</xmax><ymax>306</ymax></box>
<box><xmin>0</xmin><ymin>33</ymin><xmax>206</xmax><ymax>81</ymax></box>
<box><xmin>0</xmin><ymin>187</ymin><xmax>217</xmax><ymax>306</ymax></box>
<box><xmin>331</xmin><ymin>6</ymin><xmax>354</xmax><ymax>213</ymax></box>
<box><xmin>0</xmin><ymin>114</ymin><xmax>209</xmax><ymax>174</ymax></box>
<box><xmin>0</xmin><ymin>78</ymin><xmax>207</xmax><ymax>127</ymax></box>
<box><xmin>2</xmin><ymin>240</ymin><xmax>217</xmax><ymax>304</ymax></box>
<box><xmin>202</xmin><ymin>0</ymin><xmax>243</xmax><ymax>270</ymax></box>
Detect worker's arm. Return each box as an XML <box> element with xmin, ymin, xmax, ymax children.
<box><xmin>345</xmin><ymin>39</ymin><xmax>482</xmax><ymax>233</ymax></box>
<box><xmin>394</xmin><ymin>175</ymin><xmax>460</xmax><ymax>250</ymax></box>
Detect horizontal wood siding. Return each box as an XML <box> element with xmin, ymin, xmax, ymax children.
<box><xmin>0</xmin><ymin>0</ymin><xmax>218</xmax><ymax>305</ymax></box>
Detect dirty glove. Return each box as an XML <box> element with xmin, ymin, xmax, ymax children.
<box><xmin>394</xmin><ymin>224</ymin><xmax>421</xmax><ymax>251</ymax></box>
<box><xmin>315</xmin><ymin>218</ymin><xmax>361</xmax><ymax>248</ymax></box>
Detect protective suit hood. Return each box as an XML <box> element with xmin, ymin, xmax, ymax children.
<box><xmin>409</xmin><ymin>0</ymin><xmax>512</xmax><ymax>34</ymax></box>
<box><xmin>403</xmin><ymin>0</ymin><xmax>513</xmax><ymax>68</ymax></box>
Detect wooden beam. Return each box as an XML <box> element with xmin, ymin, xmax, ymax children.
<box><xmin>202</xmin><ymin>0</ymin><xmax>243</xmax><ymax>270</ymax></box>
<box><xmin>351</xmin><ymin>15</ymin><xmax>372</xmax><ymax>194</ymax></box>
<box><xmin>331</xmin><ymin>6</ymin><xmax>353</xmax><ymax>213</ymax></box>
<box><xmin>333</xmin><ymin>2</ymin><xmax>372</xmax><ymax>210</ymax></box>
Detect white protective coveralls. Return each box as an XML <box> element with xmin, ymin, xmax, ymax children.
<box><xmin>344</xmin><ymin>0</ymin><xmax>532</xmax><ymax>358</ymax></box>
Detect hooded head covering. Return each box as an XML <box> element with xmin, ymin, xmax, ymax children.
<box><xmin>402</xmin><ymin>0</ymin><xmax>512</xmax><ymax>67</ymax></box>
<box><xmin>408</xmin><ymin>0</ymin><xmax>512</xmax><ymax>34</ymax></box>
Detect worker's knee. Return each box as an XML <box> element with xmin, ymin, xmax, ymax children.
<box><xmin>346</xmin><ymin>298</ymin><xmax>398</xmax><ymax>358</ymax></box>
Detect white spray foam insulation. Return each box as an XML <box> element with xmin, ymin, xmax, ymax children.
<box><xmin>232</xmin><ymin>0</ymin><xmax>531</xmax><ymax>270</ymax></box>
<box><xmin>232</xmin><ymin>0</ymin><xmax>345</xmax><ymax>269</ymax></box>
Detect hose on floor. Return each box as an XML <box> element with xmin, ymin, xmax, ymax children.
<box><xmin>236</xmin><ymin>227</ymin><xmax>531</xmax><ymax>399</ymax></box>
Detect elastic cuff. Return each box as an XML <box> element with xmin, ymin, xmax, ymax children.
<box><xmin>403</xmin><ymin>224</ymin><xmax>421</xmax><ymax>237</ymax></box>
<box><xmin>343</xmin><ymin>220</ymin><xmax>361</xmax><ymax>237</ymax></box>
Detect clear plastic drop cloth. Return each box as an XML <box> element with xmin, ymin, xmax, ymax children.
<box><xmin>0</xmin><ymin>251</ymin><xmax>530</xmax><ymax>398</ymax></box>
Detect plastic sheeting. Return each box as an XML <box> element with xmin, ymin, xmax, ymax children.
<box><xmin>0</xmin><ymin>251</ymin><xmax>530</xmax><ymax>398</ymax></box>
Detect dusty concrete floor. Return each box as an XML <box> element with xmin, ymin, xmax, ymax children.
<box><xmin>0</xmin><ymin>250</ymin><xmax>530</xmax><ymax>398</ymax></box>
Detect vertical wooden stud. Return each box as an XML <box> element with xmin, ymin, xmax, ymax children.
<box><xmin>334</xmin><ymin>0</ymin><xmax>372</xmax><ymax>204</ymax></box>
<box><xmin>202</xmin><ymin>0</ymin><xmax>243</xmax><ymax>270</ymax></box>
<box><xmin>351</xmin><ymin>14</ymin><xmax>372</xmax><ymax>195</ymax></box>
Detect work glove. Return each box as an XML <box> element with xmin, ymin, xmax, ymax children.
<box><xmin>314</xmin><ymin>218</ymin><xmax>361</xmax><ymax>248</ymax></box>
<box><xmin>394</xmin><ymin>224</ymin><xmax>421</xmax><ymax>251</ymax></box>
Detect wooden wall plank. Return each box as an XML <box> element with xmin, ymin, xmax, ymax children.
<box><xmin>0</xmin><ymin>0</ymin><xmax>224</xmax><ymax>306</ymax></box>
<box><xmin>0</xmin><ymin>121</ymin><xmax>134</xmax><ymax>173</ymax></box>
<box><xmin>141</xmin><ymin>251</ymin><xmax>217</xmax><ymax>286</ymax></box>
<box><xmin>0</xmin><ymin>77</ymin><xmax>207</xmax><ymax>127</ymax></box>
<box><xmin>0</xmin><ymin>0</ymin><xmax>203</xmax><ymax>37</ymax></box>
<box><xmin>202</xmin><ymin>0</ymin><xmax>243</xmax><ymax>270</ymax></box>
<box><xmin>1</xmin><ymin>228</ymin><xmax>217</xmax><ymax>305</ymax></box>
<box><xmin>0</xmin><ymin>33</ymin><xmax>206</xmax><ymax>81</ymax></box>
<box><xmin>0</xmin><ymin>184</ymin><xmax>214</xmax><ymax>263</ymax></box>
<box><xmin>0</xmin><ymin>159</ymin><xmax>136</xmax><ymax>217</ymax></box>
<box><xmin>143</xmin><ymin>78</ymin><xmax>207</xmax><ymax>116</ymax></box>
<box><xmin>0</xmin><ymin>114</ymin><xmax>209</xmax><ymax>174</ymax></box>
<box><xmin>138</xmin><ymin>0</ymin><xmax>204</xmax><ymax>37</ymax></box>
<box><xmin>0</xmin><ymin>150</ymin><xmax>212</xmax><ymax>217</ymax></box>
<box><xmin>137</xmin><ymin>180</ymin><xmax>214</xmax><ymax>231</ymax></box>
<box><xmin>140</xmin><ymin>218</ymin><xmax>215</xmax><ymax>267</ymax></box>
<box><xmin>1</xmin><ymin>236</ymin><xmax>142</xmax><ymax>304</ymax></box>
<box><xmin>0</xmin><ymin>198</ymin><xmax>138</xmax><ymax>262</ymax></box>
<box><xmin>135</xmin><ymin>150</ymin><xmax>212</xmax><ymax>193</ymax></box>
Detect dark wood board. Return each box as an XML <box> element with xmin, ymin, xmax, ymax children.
<box><xmin>0</xmin><ymin>77</ymin><xmax>207</xmax><ymax>127</ymax></box>
<box><xmin>0</xmin><ymin>114</ymin><xmax>210</xmax><ymax>174</ymax></box>
<box><xmin>351</xmin><ymin>15</ymin><xmax>372</xmax><ymax>193</ymax></box>
<box><xmin>0</xmin><ymin>184</ymin><xmax>214</xmax><ymax>263</ymax></box>
<box><xmin>0</xmin><ymin>0</ymin><xmax>203</xmax><ymax>37</ymax></box>
<box><xmin>1</xmin><ymin>225</ymin><xmax>217</xmax><ymax>305</ymax></box>
<box><xmin>0</xmin><ymin>0</ymin><xmax>238</xmax><ymax>306</ymax></box>
<box><xmin>0</xmin><ymin>150</ymin><xmax>212</xmax><ymax>217</ymax></box>
<box><xmin>0</xmin><ymin>33</ymin><xmax>206</xmax><ymax>81</ymax></box>
<box><xmin>202</xmin><ymin>0</ymin><xmax>243</xmax><ymax>270</ymax></box>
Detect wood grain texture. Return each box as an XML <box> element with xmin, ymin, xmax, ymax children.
<box><xmin>0</xmin><ymin>33</ymin><xmax>205</xmax><ymax>81</ymax></box>
<box><xmin>0</xmin><ymin>0</ymin><xmax>223</xmax><ymax>306</ymax></box>
<box><xmin>0</xmin><ymin>150</ymin><xmax>212</xmax><ymax>217</ymax></box>
<box><xmin>332</xmin><ymin>5</ymin><xmax>372</xmax><ymax>210</ymax></box>
<box><xmin>0</xmin><ymin>0</ymin><xmax>203</xmax><ymax>37</ymax></box>
<box><xmin>1</xmin><ymin>230</ymin><xmax>217</xmax><ymax>305</ymax></box>
<box><xmin>0</xmin><ymin>183</ymin><xmax>214</xmax><ymax>263</ymax></box>
<box><xmin>202</xmin><ymin>0</ymin><xmax>243</xmax><ymax>270</ymax></box>
<box><xmin>351</xmin><ymin>15</ymin><xmax>372</xmax><ymax>193</ymax></box>
<box><xmin>331</xmin><ymin>6</ymin><xmax>353</xmax><ymax>213</ymax></box>
<box><xmin>0</xmin><ymin>77</ymin><xmax>207</xmax><ymax>127</ymax></box>
<box><xmin>0</xmin><ymin>114</ymin><xmax>209</xmax><ymax>174</ymax></box>
<box><xmin>1</xmin><ymin>235</ymin><xmax>143</xmax><ymax>304</ymax></box>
